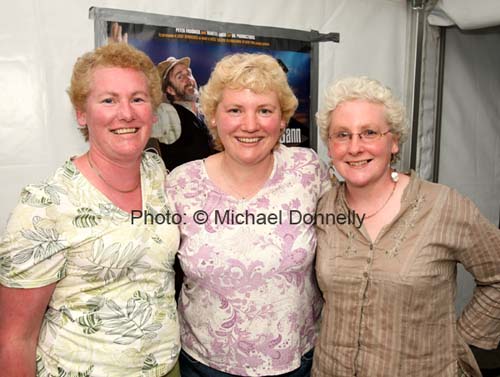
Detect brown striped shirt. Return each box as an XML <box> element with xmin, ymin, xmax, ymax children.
<box><xmin>312</xmin><ymin>172</ymin><xmax>500</xmax><ymax>377</ymax></box>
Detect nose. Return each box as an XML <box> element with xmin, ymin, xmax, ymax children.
<box><xmin>117</xmin><ymin>100</ymin><xmax>134</xmax><ymax>121</ymax></box>
<box><xmin>346</xmin><ymin>134</ymin><xmax>363</xmax><ymax>154</ymax></box>
<box><xmin>241</xmin><ymin>113</ymin><xmax>259</xmax><ymax>132</ymax></box>
<box><xmin>179</xmin><ymin>72</ymin><xmax>194</xmax><ymax>84</ymax></box>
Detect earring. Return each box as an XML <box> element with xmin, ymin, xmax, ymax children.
<box><xmin>390</xmin><ymin>153</ymin><xmax>398</xmax><ymax>164</ymax></box>
<box><xmin>328</xmin><ymin>164</ymin><xmax>338</xmax><ymax>183</ymax></box>
<box><xmin>391</xmin><ymin>170</ymin><xmax>399</xmax><ymax>183</ymax></box>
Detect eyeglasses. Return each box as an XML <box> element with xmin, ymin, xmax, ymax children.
<box><xmin>328</xmin><ymin>129</ymin><xmax>392</xmax><ymax>144</ymax></box>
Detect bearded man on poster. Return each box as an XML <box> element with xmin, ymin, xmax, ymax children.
<box><xmin>108</xmin><ymin>23</ymin><xmax>215</xmax><ymax>170</ymax></box>
<box><xmin>152</xmin><ymin>56</ymin><xmax>215</xmax><ymax>171</ymax></box>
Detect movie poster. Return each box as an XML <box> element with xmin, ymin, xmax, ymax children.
<box><xmin>91</xmin><ymin>8</ymin><xmax>339</xmax><ymax>151</ymax></box>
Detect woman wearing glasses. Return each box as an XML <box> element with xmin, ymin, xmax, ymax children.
<box><xmin>312</xmin><ymin>76</ymin><xmax>500</xmax><ymax>377</ymax></box>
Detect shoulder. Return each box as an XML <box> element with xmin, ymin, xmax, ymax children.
<box><xmin>275</xmin><ymin>145</ymin><xmax>331</xmax><ymax>196</ymax></box>
<box><xmin>410</xmin><ymin>172</ymin><xmax>459</xmax><ymax>202</ymax></box>
<box><xmin>165</xmin><ymin>160</ymin><xmax>207</xmax><ymax>207</ymax></box>
<box><xmin>412</xmin><ymin>175</ymin><xmax>500</xmax><ymax>249</ymax></box>
<box><xmin>142</xmin><ymin>150</ymin><xmax>164</xmax><ymax>168</ymax></box>
<box><xmin>409</xmin><ymin>172</ymin><xmax>481</xmax><ymax>218</ymax></box>
<box><xmin>141</xmin><ymin>151</ymin><xmax>167</xmax><ymax>184</ymax></box>
<box><xmin>277</xmin><ymin>145</ymin><xmax>319</xmax><ymax>162</ymax></box>
<box><xmin>18</xmin><ymin>160</ymin><xmax>76</xmax><ymax>209</ymax></box>
<box><xmin>317</xmin><ymin>182</ymin><xmax>341</xmax><ymax>213</ymax></box>
<box><xmin>157</xmin><ymin>102</ymin><xmax>179</xmax><ymax>117</ymax></box>
<box><xmin>2</xmin><ymin>162</ymin><xmax>75</xmax><ymax>251</ymax></box>
<box><xmin>166</xmin><ymin>159</ymin><xmax>204</xmax><ymax>187</ymax></box>
<box><xmin>142</xmin><ymin>151</ymin><xmax>166</xmax><ymax>174</ymax></box>
<box><xmin>275</xmin><ymin>145</ymin><xmax>323</xmax><ymax>172</ymax></box>
<box><xmin>152</xmin><ymin>103</ymin><xmax>182</xmax><ymax>143</ymax></box>
<box><xmin>172</xmin><ymin>103</ymin><xmax>191</xmax><ymax>117</ymax></box>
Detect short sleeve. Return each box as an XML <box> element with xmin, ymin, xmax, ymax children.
<box><xmin>0</xmin><ymin>185</ymin><xmax>67</xmax><ymax>288</ymax></box>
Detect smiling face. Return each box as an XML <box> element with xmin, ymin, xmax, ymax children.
<box><xmin>166</xmin><ymin>63</ymin><xmax>198</xmax><ymax>102</ymax></box>
<box><xmin>76</xmin><ymin>67</ymin><xmax>156</xmax><ymax>163</ymax></box>
<box><xmin>213</xmin><ymin>88</ymin><xmax>285</xmax><ymax>167</ymax></box>
<box><xmin>328</xmin><ymin>99</ymin><xmax>399</xmax><ymax>188</ymax></box>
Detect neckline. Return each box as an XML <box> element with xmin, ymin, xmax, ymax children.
<box><xmin>336</xmin><ymin>171</ymin><xmax>416</xmax><ymax>242</ymax></box>
<box><xmin>345</xmin><ymin>179</ymin><xmax>398</xmax><ymax>220</ymax></box>
<box><xmin>200</xmin><ymin>148</ymin><xmax>281</xmax><ymax>202</ymax></box>
<box><xmin>86</xmin><ymin>152</ymin><xmax>141</xmax><ymax>193</ymax></box>
<box><xmin>69</xmin><ymin>156</ymin><xmax>146</xmax><ymax>217</ymax></box>
<box><xmin>340</xmin><ymin>171</ymin><xmax>415</xmax><ymax>208</ymax></box>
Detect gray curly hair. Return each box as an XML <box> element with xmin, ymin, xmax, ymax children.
<box><xmin>316</xmin><ymin>76</ymin><xmax>408</xmax><ymax>162</ymax></box>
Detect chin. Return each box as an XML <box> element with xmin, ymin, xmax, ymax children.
<box><xmin>238</xmin><ymin>152</ymin><xmax>272</xmax><ymax>165</ymax></box>
<box><xmin>339</xmin><ymin>171</ymin><xmax>372</xmax><ymax>187</ymax></box>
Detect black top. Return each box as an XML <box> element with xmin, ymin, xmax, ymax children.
<box><xmin>159</xmin><ymin>103</ymin><xmax>215</xmax><ymax>171</ymax></box>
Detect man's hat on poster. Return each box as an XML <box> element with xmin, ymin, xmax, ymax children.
<box><xmin>157</xmin><ymin>56</ymin><xmax>191</xmax><ymax>82</ymax></box>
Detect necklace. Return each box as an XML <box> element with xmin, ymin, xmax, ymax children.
<box><xmin>347</xmin><ymin>180</ymin><xmax>397</xmax><ymax>219</ymax></box>
<box><xmin>87</xmin><ymin>153</ymin><xmax>140</xmax><ymax>193</ymax></box>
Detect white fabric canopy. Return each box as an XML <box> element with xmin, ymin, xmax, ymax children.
<box><xmin>0</xmin><ymin>0</ymin><xmax>409</xmax><ymax>231</ymax></box>
<box><xmin>428</xmin><ymin>0</ymin><xmax>500</xmax><ymax>29</ymax></box>
<box><xmin>422</xmin><ymin>1</ymin><xmax>500</xmax><ymax>314</ymax></box>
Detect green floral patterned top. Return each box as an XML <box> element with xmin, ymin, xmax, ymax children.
<box><xmin>0</xmin><ymin>152</ymin><xmax>180</xmax><ymax>377</ymax></box>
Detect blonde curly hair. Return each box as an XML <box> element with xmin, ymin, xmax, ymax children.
<box><xmin>200</xmin><ymin>53</ymin><xmax>298</xmax><ymax>151</ymax></box>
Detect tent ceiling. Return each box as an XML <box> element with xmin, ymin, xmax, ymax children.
<box><xmin>428</xmin><ymin>0</ymin><xmax>500</xmax><ymax>29</ymax></box>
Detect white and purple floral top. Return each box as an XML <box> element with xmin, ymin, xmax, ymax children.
<box><xmin>166</xmin><ymin>145</ymin><xmax>330</xmax><ymax>375</ymax></box>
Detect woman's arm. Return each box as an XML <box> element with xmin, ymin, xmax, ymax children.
<box><xmin>0</xmin><ymin>283</ymin><xmax>57</xmax><ymax>377</ymax></box>
<box><xmin>453</xmin><ymin>193</ymin><xmax>500</xmax><ymax>349</ymax></box>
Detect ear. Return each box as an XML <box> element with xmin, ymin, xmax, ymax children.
<box><xmin>166</xmin><ymin>85</ymin><xmax>176</xmax><ymax>97</ymax></box>
<box><xmin>152</xmin><ymin>113</ymin><xmax>158</xmax><ymax>125</ymax></box>
<box><xmin>391</xmin><ymin>136</ymin><xmax>400</xmax><ymax>155</ymax></box>
<box><xmin>76</xmin><ymin>109</ymin><xmax>87</xmax><ymax>127</ymax></box>
<box><xmin>280</xmin><ymin>119</ymin><xmax>286</xmax><ymax>130</ymax></box>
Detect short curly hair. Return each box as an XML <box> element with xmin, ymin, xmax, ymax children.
<box><xmin>67</xmin><ymin>43</ymin><xmax>162</xmax><ymax>141</ymax></box>
<box><xmin>200</xmin><ymin>53</ymin><xmax>298</xmax><ymax>151</ymax></box>
<box><xmin>316</xmin><ymin>76</ymin><xmax>408</xmax><ymax>162</ymax></box>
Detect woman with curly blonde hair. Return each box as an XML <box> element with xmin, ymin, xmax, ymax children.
<box><xmin>166</xmin><ymin>53</ymin><xmax>330</xmax><ymax>376</ymax></box>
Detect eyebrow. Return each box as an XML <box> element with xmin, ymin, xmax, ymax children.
<box><xmin>131</xmin><ymin>90</ymin><xmax>149</xmax><ymax>96</ymax></box>
<box><xmin>174</xmin><ymin>68</ymin><xmax>192</xmax><ymax>76</ymax></box>
<box><xmin>222</xmin><ymin>103</ymin><xmax>278</xmax><ymax>108</ymax></box>
<box><xmin>96</xmin><ymin>90</ymin><xmax>149</xmax><ymax>97</ymax></box>
<box><xmin>331</xmin><ymin>123</ymin><xmax>380</xmax><ymax>131</ymax></box>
